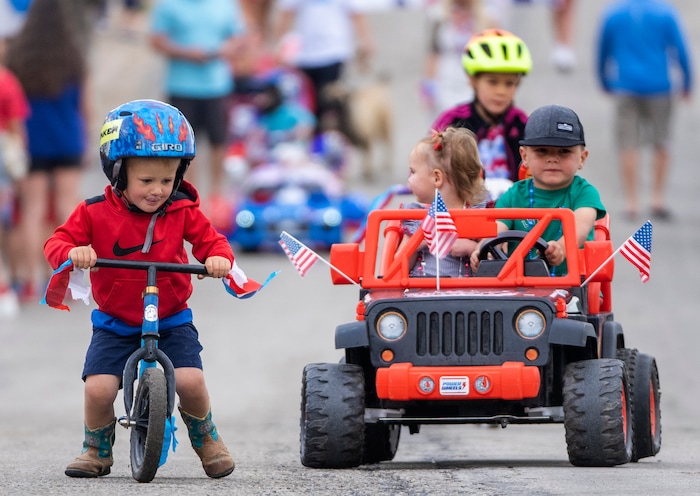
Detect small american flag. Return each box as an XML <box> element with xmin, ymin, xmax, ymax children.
<box><xmin>279</xmin><ymin>231</ymin><xmax>318</xmax><ymax>277</ymax></box>
<box><xmin>222</xmin><ymin>260</ymin><xmax>278</xmax><ymax>299</ymax></box>
<box><xmin>620</xmin><ymin>220</ymin><xmax>652</xmax><ymax>283</ymax></box>
<box><xmin>421</xmin><ymin>190</ymin><xmax>458</xmax><ymax>259</ymax></box>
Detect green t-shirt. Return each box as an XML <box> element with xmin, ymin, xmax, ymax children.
<box><xmin>495</xmin><ymin>176</ymin><xmax>606</xmax><ymax>275</ymax></box>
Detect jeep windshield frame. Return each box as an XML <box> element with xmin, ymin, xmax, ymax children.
<box><xmin>341</xmin><ymin>208</ymin><xmax>583</xmax><ymax>290</ymax></box>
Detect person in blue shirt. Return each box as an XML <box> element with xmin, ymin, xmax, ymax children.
<box><xmin>150</xmin><ymin>0</ymin><xmax>246</xmax><ymax>202</ymax></box>
<box><xmin>596</xmin><ymin>0</ymin><xmax>693</xmax><ymax>221</ymax></box>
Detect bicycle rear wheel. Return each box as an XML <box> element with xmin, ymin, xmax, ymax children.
<box><xmin>130</xmin><ymin>367</ymin><xmax>167</xmax><ymax>482</ymax></box>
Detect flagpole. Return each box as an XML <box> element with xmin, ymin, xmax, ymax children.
<box><xmin>582</xmin><ymin>220</ymin><xmax>653</xmax><ymax>287</ymax></box>
<box><xmin>580</xmin><ymin>244</ymin><xmax>623</xmax><ymax>287</ymax></box>
<box><xmin>434</xmin><ymin>188</ymin><xmax>441</xmax><ymax>292</ymax></box>
<box><xmin>281</xmin><ymin>231</ymin><xmax>362</xmax><ymax>288</ymax></box>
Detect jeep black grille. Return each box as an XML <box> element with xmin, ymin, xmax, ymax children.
<box><xmin>416</xmin><ymin>311</ymin><xmax>504</xmax><ymax>357</ymax></box>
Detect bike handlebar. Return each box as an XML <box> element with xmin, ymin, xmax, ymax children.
<box><xmin>95</xmin><ymin>258</ymin><xmax>210</xmax><ymax>276</ymax></box>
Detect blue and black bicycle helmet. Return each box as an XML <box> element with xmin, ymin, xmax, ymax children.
<box><xmin>99</xmin><ymin>99</ymin><xmax>196</xmax><ymax>191</ymax></box>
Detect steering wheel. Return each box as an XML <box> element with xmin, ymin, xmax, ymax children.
<box><xmin>477</xmin><ymin>230</ymin><xmax>550</xmax><ymax>262</ymax></box>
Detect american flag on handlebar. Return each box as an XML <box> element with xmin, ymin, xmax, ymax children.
<box><xmin>41</xmin><ymin>259</ymin><xmax>278</xmax><ymax>310</ymax></box>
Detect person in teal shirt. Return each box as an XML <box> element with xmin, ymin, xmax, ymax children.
<box><xmin>471</xmin><ymin>104</ymin><xmax>606</xmax><ymax>276</ymax></box>
<box><xmin>150</xmin><ymin>0</ymin><xmax>245</xmax><ymax>200</ymax></box>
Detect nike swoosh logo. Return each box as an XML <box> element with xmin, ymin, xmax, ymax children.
<box><xmin>113</xmin><ymin>239</ymin><xmax>164</xmax><ymax>256</ymax></box>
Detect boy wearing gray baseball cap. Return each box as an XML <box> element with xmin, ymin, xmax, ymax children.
<box><xmin>471</xmin><ymin>104</ymin><xmax>607</xmax><ymax>276</ymax></box>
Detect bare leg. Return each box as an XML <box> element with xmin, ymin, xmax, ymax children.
<box><xmin>209</xmin><ymin>144</ymin><xmax>227</xmax><ymax>198</ymax></box>
<box><xmin>0</xmin><ymin>187</ymin><xmax>18</xmax><ymax>318</ymax></box>
<box><xmin>552</xmin><ymin>0</ymin><xmax>575</xmax><ymax>47</ymax></box>
<box><xmin>53</xmin><ymin>167</ymin><xmax>83</xmax><ymax>223</ymax></box>
<box><xmin>19</xmin><ymin>172</ymin><xmax>50</xmax><ymax>295</ymax></box>
<box><xmin>651</xmin><ymin>146</ymin><xmax>670</xmax><ymax>212</ymax></box>
<box><xmin>0</xmin><ymin>189</ymin><xmax>9</xmax><ymax>287</ymax></box>
<box><xmin>551</xmin><ymin>0</ymin><xmax>576</xmax><ymax>72</ymax></box>
<box><xmin>620</xmin><ymin>148</ymin><xmax>639</xmax><ymax>216</ymax></box>
<box><xmin>184</xmin><ymin>156</ymin><xmax>199</xmax><ymax>190</ymax></box>
<box><xmin>175</xmin><ymin>367</ymin><xmax>211</xmax><ymax>418</ymax></box>
<box><xmin>39</xmin><ymin>166</ymin><xmax>82</xmax><ymax>283</ymax></box>
<box><xmin>84</xmin><ymin>374</ymin><xmax>120</xmax><ymax>429</ymax></box>
<box><xmin>7</xmin><ymin>205</ymin><xmax>23</xmax><ymax>288</ymax></box>
<box><xmin>184</xmin><ymin>144</ymin><xmax>226</xmax><ymax>199</ymax></box>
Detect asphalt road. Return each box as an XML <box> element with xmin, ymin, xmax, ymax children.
<box><xmin>2</xmin><ymin>1</ymin><xmax>700</xmax><ymax>494</ymax></box>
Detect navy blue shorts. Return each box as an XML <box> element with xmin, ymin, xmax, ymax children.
<box><xmin>81</xmin><ymin>323</ymin><xmax>203</xmax><ymax>381</ymax></box>
<box><xmin>30</xmin><ymin>156</ymin><xmax>82</xmax><ymax>173</ymax></box>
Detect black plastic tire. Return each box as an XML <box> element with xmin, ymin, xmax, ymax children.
<box><xmin>300</xmin><ymin>363</ymin><xmax>365</xmax><ymax>468</ymax></box>
<box><xmin>563</xmin><ymin>358</ymin><xmax>633</xmax><ymax>467</ymax></box>
<box><xmin>130</xmin><ymin>367</ymin><xmax>167</xmax><ymax>482</ymax></box>
<box><xmin>363</xmin><ymin>423</ymin><xmax>401</xmax><ymax>464</ymax></box>
<box><xmin>617</xmin><ymin>349</ymin><xmax>662</xmax><ymax>461</ymax></box>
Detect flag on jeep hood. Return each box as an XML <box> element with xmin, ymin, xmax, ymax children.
<box><xmin>421</xmin><ymin>190</ymin><xmax>458</xmax><ymax>259</ymax></box>
<box><xmin>620</xmin><ymin>220</ymin><xmax>652</xmax><ymax>283</ymax></box>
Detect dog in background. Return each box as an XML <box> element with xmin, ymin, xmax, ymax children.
<box><xmin>320</xmin><ymin>75</ymin><xmax>394</xmax><ymax>181</ymax></box>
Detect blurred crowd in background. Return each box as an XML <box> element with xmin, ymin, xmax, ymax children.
<box><xmin>0</xmin><ymin>0</ymin><xmax>692</xmax><ymax>320</ymax></box>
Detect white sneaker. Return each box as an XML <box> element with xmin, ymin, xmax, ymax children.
<box><xmin>551</xmin><ymin>44</ymin><xmax>576</xmax><ymax>73</ymax></box>
<box><xmin>0</xmin><ymin>289</ymin><xmax>19</xmax><ymax>319</ymax></box>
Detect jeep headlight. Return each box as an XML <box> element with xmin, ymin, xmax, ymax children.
<box><xmin>376</xmin><ymin>311</ymin><xmax>406</xmax><ymax>341</ymax></box>
<box><xmin>515</xmin><ymin>309</ymin><xmax>545</xmax><ymax>339</ymax></box>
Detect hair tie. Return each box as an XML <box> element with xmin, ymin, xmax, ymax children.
<box><xmin>432</xmin><ymin>130</ymin><xmax>443</xmax><ymax>151</ymax></box>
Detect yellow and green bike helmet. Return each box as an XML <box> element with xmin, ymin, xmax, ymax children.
<box><xmin>462</xmin><ymin>29</ymin><xmax>532</xmax><ymax>76</ymax></box>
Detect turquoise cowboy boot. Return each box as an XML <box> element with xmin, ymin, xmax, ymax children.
<box><xmin>179</xmin><ymin>407</ymin><xmax>234</xmax><ymax>478</ymax></box>
<box><xmin>65</xmin><ymin>419</ymin><xmax>116</xmax><ymax>478</ymax></box>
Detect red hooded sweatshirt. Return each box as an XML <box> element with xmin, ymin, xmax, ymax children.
<box><xmin>44</xmin><ymin>181</ymin><xmax>234</xmax><ymax>327</ymax></box>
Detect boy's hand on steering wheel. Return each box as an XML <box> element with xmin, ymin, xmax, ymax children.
<box><xmin>544</xmin><ymin>240</ymin><xmax>565</xmax><ymax>267</ymax></box>
<box><xmin>203</xmin><ymin>256</ymin><xmax>232</xmax><ymax>279</ymax></box>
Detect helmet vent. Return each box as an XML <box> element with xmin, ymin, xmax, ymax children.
<box><xmin>462</xmin><ymin>29</ymin><xmax>532</xmax><ymax>76</ymax></box>
<box><xmin>119</xmin><ymin>110</ymin><xmax>133</xmax><ymax>117</ymax></box>
<box><xmin>500</xmin><ymin>44</ymin><xmax>509</xmax><ymax>60</ymax></box>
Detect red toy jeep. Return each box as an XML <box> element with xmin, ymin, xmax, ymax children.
<box><xmin>300</xmin><ymin>207</ymin><xmax>660</xmax><ymax>468</ymax></box>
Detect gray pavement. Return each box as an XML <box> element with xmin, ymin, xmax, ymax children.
<box><xmin>2</xmin><ymin>1</ymin><xmax>700</xmax><ymax>494</ymax></box>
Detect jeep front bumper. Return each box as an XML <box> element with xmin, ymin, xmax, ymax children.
<box><xmin>375</xmin><ymin>362</ymin><xmax>540</xmax><ymax>401</ymax></box>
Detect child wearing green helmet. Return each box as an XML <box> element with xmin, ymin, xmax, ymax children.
<box><xmin>432</xmin><ymin>29</ymin><xmax>532</xmax><ymax>191</ymax></box>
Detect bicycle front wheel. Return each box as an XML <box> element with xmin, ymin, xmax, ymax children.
<box><xmin>130</xmin><ymin>367</ymin><xmax>167</xmax><ymax>482</ymax></box>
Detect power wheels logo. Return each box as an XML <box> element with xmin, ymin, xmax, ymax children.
<box><xmin>439</xmin><ymin>376</ymin><xmax>469</xmax><ymax>396</ymax></box>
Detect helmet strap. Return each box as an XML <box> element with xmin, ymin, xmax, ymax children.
<box><xmin>113</xmin><ymin>158</ymin><xmax>129</xmax><ymax>191</ymax></box>
<box><xmin>173</xmin><ymin>159</ymin><xmax>190</xmax><ymax>193</ymax></box>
